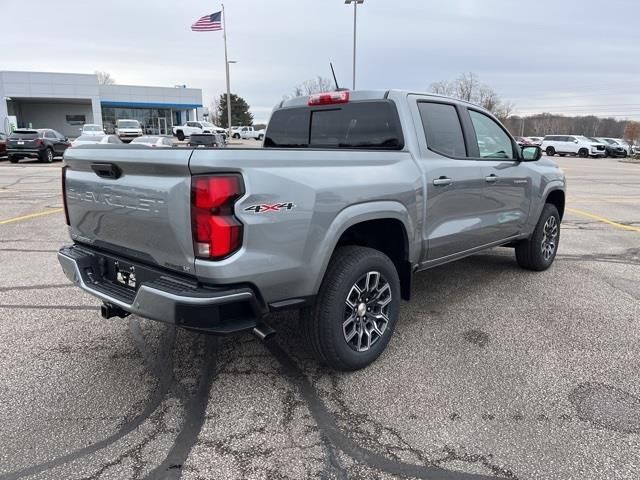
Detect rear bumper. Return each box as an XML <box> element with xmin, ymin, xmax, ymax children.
<box><xmin>57</xmin><ymin>244</ymin><xmax>263</xmax><ymax>334</ymax></box>
<box><xmin>7</xmin><ymin>148</ymin><xmax>42</xmax><ymax>157</ymax></box>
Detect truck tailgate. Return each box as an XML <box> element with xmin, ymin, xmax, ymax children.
<box><xmin>64</xmin><ymin>146</ymin><xmax>195</xmax><ymax>275</ymax></box>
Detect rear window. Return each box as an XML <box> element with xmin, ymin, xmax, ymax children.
<box><xmin>76</xmin><ymin>135</ymin><xmax>103</xmax><ymax>142</ymax></box>
<box><xmin>10</xmin><ymin>130</ymin><xmax>39</xmax><ymax>140</ymax></box>
<box><xmin>264</xmin><ymin>100</ymin><xmax>404</xmax><ymax>150</ymax></box>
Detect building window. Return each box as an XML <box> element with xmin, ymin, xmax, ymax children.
<box><xmin>66</xmin><ymin>115</ymin><xmax>86</xmax><ymax>126</ymax></box>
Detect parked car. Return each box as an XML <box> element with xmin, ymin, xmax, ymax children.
<box><xmin>528</xmin><ymin>137</ymin><xmax>543</xmax><ymax>147</ymax></box>
<box><xmin>541</xmin><ymin>135</ymin><xmax>606</xmax><ymax>158</ymax></box>
<box><xmin>115</xmin><ymin>119</ymin><xmax>143</xmax><ymax>142</ymax></box>
<box><xmin>71</xmin><ymin>135</ymin><xmax>123</xmax><ymax>147</ymax></box>
<box><xmin>130</xmin><ymin>136</ymin><xmax>175</xmax><ymax>148</ymax></box>
<box><xmin>594</xmin><ymin>138</ymin><xmax>628</xmax><ymax>158</ymax></box>
<box><xmin>0</xmin><ymin>132</ymin><xmax>7</xmax><ymax>158</ymax></box>
<box><xmin>172</xmin><ymin>121</ymin><xmax>226</xmax><ymax>141</ymax></box>
<box><xmin>610</xmin><ymin>138</ymin><xmax>633</xmax><ymax>156</ymax></box>
<box><xmin>187</xmin><ymin>133</ymin><xmax>226</xmax><ymax>148</ymax></box>
<box><xmin>231</xmin><ymin>126</ymin><xmax>265</xmax><ymax>140</ymax></box>
<box><xmin>515</xmin><ymin>136</ymin><xmax>534</xmax><ymax>146</ymax></box>
<box><xmin>7</xmin><ymin>129</ymin><xmax>70</xmax><ymax>163</ymax></box>
<box><xmin>80</xmin><ymin>124</ymin><xmax>105</xmax><ymax>137</ymax></box>
<box><xmin>59</xmin><ymin>89</ymin><xmax>566</xmax><ymax>371</ymax></box>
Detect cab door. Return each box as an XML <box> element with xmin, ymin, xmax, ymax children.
<box><xmin>409</xmin><ymin>97</ymin><xmax>493</xmax><ymax>262</ymax></box>
<box><xmin>464</xmin><ymin>108</ymin><xmax>531</xmax><ymax>242</ymax></box>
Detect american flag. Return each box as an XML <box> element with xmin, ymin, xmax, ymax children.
<box><xmin>191</xmin><ymin>11</ymin><xmax>223</xmax><ymax>32</ymax></box>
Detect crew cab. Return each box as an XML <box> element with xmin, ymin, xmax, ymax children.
<box><xmin>230</xmin><ymin>126</ymin><xmax>264</xmax><ymax>140</ymax></box>
<box><xmin>173</xmin><ymin>121</ymin><xmax>226</xmax><ymax>141</ymax></box>
<box><xmin>58</xmin><ymin>90</ymin><xmax>566</xmax><ymax>371</ymax></box>
<box><xmin>115</xmin><ymin>119</ymin><xmax>143</xmax><ymax>143</ymax></box>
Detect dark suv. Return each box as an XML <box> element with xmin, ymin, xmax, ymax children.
<box><xmin>7</xmin><ymin>129</ymin><xmax>70</xmax><ymax>163</ymax></box>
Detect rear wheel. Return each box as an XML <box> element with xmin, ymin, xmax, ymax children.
<box><xmin>41</xmin><ymin>148</ymin><xmax>54</xmax><ymax>163</ymax></box>
<box><xmin>515</xmin><ymin>204</ymin><xmax>560</xmax><ymax>271</ymax></box>
<box><xmin>300</xmin><ymin>246</ymin><xmax>400</xmax><ymax>371</ymax></box>
<box><xmin>9</xmin><ymin>156</ymin><xmax>19</xmax><ymax>164</ymax></box>
<box><xmin>545</xmin><ymin>147</ymin><xmax>555</xmax><ymax>156</ymax></box>
<box><xmin>233</xmin><ymin>133</ymin><xmax>240</xmax><ymax>139</ymax></box>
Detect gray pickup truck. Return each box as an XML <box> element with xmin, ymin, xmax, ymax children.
<box><xmin>58</xmin><ymin>90</ymin><xmax>566</xmax><ymax>371</ymax></box>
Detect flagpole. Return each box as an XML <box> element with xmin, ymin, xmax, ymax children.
<box><xmin>222</xmin><ymin>3</ymin><xmax>232</xmax><ymax>134</ymax></box>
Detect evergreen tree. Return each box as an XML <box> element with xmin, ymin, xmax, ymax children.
<box><xmin>217</xmin><ymin>94</ymin><xmax>254</xmax><ymax>128</ymax></box>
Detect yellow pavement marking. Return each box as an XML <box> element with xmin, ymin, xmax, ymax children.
<box><xmin>567</xmin><ymin>207</ymin><xmax>640</xmax><ymax>232</ymax></box>
<box><xmin>0</xmin><ymin>208</ymin><xmax>64</xmax><ymax>225</ymax></box>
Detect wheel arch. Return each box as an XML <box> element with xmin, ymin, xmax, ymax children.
<box><xmin>313</xmin><ymin>202</ymin><xmax>417</xmax><ymax>301</ymax></box>
<box><xmin>545</xmin><ymin>189</ymin><xmax>565</xmax><ymax>220</ymax></box>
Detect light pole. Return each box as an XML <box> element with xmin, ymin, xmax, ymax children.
<box><xmin>345</xmin><ymin>0</ymin><xmax>364</xmax><ymax>90</ymax></box>
<box><xmin>226</xmin><ymin>60</ymin><xmax>237</xmax><ymax>130</ymax></box>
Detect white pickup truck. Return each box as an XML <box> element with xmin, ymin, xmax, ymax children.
<box><xmin>231</xmin><ymin>126</ymin><xmax>265</xmax><ymax>141</ymax></box>
<box><xmin>173</xmin><ymin>121</ymin><xmax>226</xmax><ymax>141</ymax></box>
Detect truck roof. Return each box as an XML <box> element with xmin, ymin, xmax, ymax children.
<box><xmin>278</xmin><ymin>89</ymin><xmax>484</xmax><ymax>111</ymax></box>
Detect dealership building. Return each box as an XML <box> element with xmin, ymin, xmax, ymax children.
<box><xmin>0</xmin><ymin>70</ymin><xmax>203</xmax><ymax>137</ymax></box>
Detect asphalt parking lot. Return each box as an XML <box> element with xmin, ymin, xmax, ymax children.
<box><xmin>0</xmin><ymin>152</ymin><xmax>638</xmax><ymax>480</ymax></box>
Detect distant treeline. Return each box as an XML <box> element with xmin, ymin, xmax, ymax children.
<box><xmin>503</xmin><ymin>114</ymin><xmax>629</xmax><ymax>139</ymax></box>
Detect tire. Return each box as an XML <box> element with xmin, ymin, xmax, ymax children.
<box><xmin>176</xmin><ymin>131</ymin><xmax>185</xmax><ymax>141</ymax></box>
<box><xmin>41</xmin><ymin>148</ymin><xmax>54</xmax><ymax>163</ymax></box>
<box><xmin>9</xmin><ymin>156</ymin><xmax>19</xmax><ymax>164</ymax></box>
<box><xmin>515</xmin><ymin>204</ymin><xmax>560</xmax><ymax>271</ymax></box>
<box><xmin>300</xmin><ymin>246</ymin><xmax>401</xmax><ymax>371</ymax></box>
<box><xmin>578</xmin><ymin>148</ymin><xmax>589</xmax><ymax>158</ymax></box>
<box><xmin>233</xmin><ymin>133</ymin><xmax>240</xmax><ymax>139</ymax></box>
<box><xmin>257</xmin><ymin>134</ymin><xmax>264</xmax><ymax>141</ymax></box>
<box><xmin>545</xmin><ymin>147</ymin><xmax>555</xmax><ymax>156</ymax></box>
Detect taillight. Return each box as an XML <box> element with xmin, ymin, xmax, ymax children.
<box><xmin>191</xmin><ymin>175</ymin><xmax>244</xmax><ymax>260</ymax></box>
<box><xmin>61</xmin><ymin>166</ymin><xmax>70</xmax><ymax>226</ymax></box>
<box><xmin>35</xmin><ymin>138</ymin><xmax>44</xmax><ymax>146</ymax></box>
<box><xmin>308</xmin><ymin>91</ymin><xmax>350</xmax><ymax>106</ymax></box>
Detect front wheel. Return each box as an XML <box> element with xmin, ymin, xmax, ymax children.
<box><xmin>546</xmin><ymin>147</ymin><xmax>555</xmax><ymax>156</ymax></box>
<box><xmin>300</xmin><ymin>246</ymin><xmax>400</xmax><ymax>371</ymax></box>
<box><xmin>515</xmin><ymin>204</ymin><xmax>560</xmax><ymax>271</ymax></box>
<box><xmin>176</xmin><ymin>131</ymin><xmax>185</xmax><ymax>141</ymax></box>
<box><xmin>578</xmin><ymin>148</ymin><xmax>589</xmax><ymax>158</ymax></box>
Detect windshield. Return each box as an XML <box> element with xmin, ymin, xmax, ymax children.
<box><xmin>200</xmin><ymin>122</ymin><xmax>215</xmax><ymax>127</ymax></box>
<box><xmin>117</xmin><ymin>120</ymin><xmax>139</xmax><ymax>128</ymax></box>
<box><xmin>83</xmin><ymin>125</ymin><xmax>102</xmax><ymax>132</ymax></box>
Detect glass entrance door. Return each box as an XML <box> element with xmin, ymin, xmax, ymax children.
<box><xmin>158</xmin><ymin>118</ymin><xmax>168</xmax><ymax>135</ymax></box>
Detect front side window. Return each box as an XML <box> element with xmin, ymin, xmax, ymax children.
<box><xmin>469</xmin><ymin>110</ymin><xmax>514</xmax><ymax>159</ymax></box>
<box><xmin>418</xmin><ymin>102</ymin><xmax>467</xmax><ymax>158</ymax></box>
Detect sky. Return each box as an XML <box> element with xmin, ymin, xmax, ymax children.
<box><xmin>2</xmin><ymin>0</ymin><xmax>640</xmax><ymax>123</ymax></box>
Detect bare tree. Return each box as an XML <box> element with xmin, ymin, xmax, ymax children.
<box><xmin>455</xmin><ymin>72</ymin><xmax>479</xmax><ymax>102</ymax></box>
<box><xmin>624</xmin><ymin>121</ymin><xmax>640</xmax><ymax>146</ymax></box>
<box><xmin>209</xmin><ymin>96</ymin><xmax>221</xmax><ymax>125</ymax></box>
<box><xmin>429</xmin><ymin>80</ymin><xmax>454</xmax><ymax>97</ymax></box>
<box><xmin>95</xmin><ymin>71</ymin><xmax>116</xmax><ymax>85</ymax></box>
<box><xmin>428</xmin><ymin>72</ymin><xmax>514</xmax><ymax>120</ymax></box>
<box><xmin>287</xmin><ymin>76</ymin><xmax>334</xmax><ymax>99</ymax></box>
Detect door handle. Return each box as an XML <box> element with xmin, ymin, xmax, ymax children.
<box><xmin>485</xmin><ymin>174</ymin><xmax>498</xmax><ymax>183</ymax></box>
<box><xmin>433</xmin><ymin>177</ymin><xmax>452</xmax><ymax>186</ymax></box>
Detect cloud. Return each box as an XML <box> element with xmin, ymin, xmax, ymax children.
<box><xmin>2</xmin><ymin>0</ymin><xmax>639</xmax><ymax>121</ymax></box>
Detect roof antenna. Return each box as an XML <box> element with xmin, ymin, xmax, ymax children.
<box><xmin>330</xmin><ymin>62</ymin><xmax>347</xmax><ymax>91</ymax></box>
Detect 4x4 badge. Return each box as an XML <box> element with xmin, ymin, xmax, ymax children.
<box><xmin>244</xmin><ymin>202</ymin><xmax>296</xmax><ymax>213</ymax></box>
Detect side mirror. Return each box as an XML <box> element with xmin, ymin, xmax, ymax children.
<box><xmin>522</xmin><ymin>146</ymin><xmax>542</xmax><ymax>162</ymax></box>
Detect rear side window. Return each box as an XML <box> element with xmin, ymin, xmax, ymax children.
<box><xmin>265</xmin><ymin>101</ymin><xmax>404</xmax><ymax>150</ymax></box>
<box><xmin>418</xmin><ymin>102</ymin><xmax>467</xmax><ymax>157</ymax></box>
